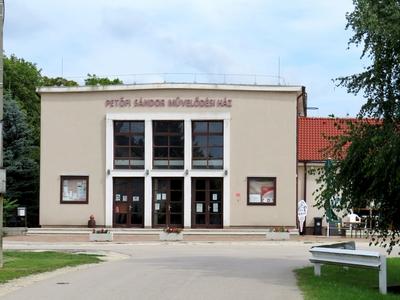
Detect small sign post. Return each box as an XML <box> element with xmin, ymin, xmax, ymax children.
<box><xmin>17</xmin><ymin>207</ymin><xmax>27</xmax><ymax>228</ymax></box>
<box><xmin>17</xmin><ymin>207</ymin><xmax>26</xmax><ymax>217</ymax></box>
<box><xmin>298</xmin><ymin>200</ymin><xmax>308</xmax><ymax>234</ymax></box>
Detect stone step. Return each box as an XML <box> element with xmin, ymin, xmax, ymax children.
<box><xmin>26</xmin><ymin>227</ymin><xmax>299</xmax><ymax>236</ymax></box>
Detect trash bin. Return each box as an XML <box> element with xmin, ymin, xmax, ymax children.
<box><xmin>314</xmin><ymin>217</ymin><xmax>322</xmax><ymax>235</ymax></box>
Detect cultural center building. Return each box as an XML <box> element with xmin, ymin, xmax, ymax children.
<box><xmin>38</xmin><ymin>83</ymin><xmax>330</xmax><ymax>229</ymax></box>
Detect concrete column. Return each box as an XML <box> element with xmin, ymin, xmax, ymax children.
<box><xmin>223</xmin><ymin>118</ymin><xmax>230</xmax><ymax>227</ymax></box>
<box><xmin>144</xmin><ymin>120</ymin><xmax>153</xmax><ymax>227</ymax></box>
<box><xmin>105</xmin><ymin>118</ymin><xmax>113</xmax><ymax>227</ymax></box>
<box><xmin>183</xmin><ymin>119</ymin><xmax>191</xmax><ymax>228</ymax></box>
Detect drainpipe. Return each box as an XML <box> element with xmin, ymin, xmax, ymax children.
<box><xmin>303</xmin><ymin>162</ymin><xmax>307</xmax><ymax>202</ymax></box>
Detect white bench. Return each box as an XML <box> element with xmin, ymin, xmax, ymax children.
<box><xmin>310</xmin><ymin>246</ymin><xmax>387</xmax><ymax>294</ymax></box>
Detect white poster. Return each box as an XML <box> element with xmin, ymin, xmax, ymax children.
<box><xmin>161</xmin><ymin>193</ymin><xmax>167</xmax><ymax>200</ymax></box>
<box><xmin>196</xmin><ymin>203</ymin><xmax>203</xmax><ymax>213</ymax></box>
<box><xmin>249</xmin><ymin>194</ymin><xmax>261</xmax><ymax>203</ymax></box>
<box><xmin>115</xmin><ymin>194</ymin><xmax>121</xmax><ymax>202</ymax></box>
<box><xmin>297</xmin><ymin>200</ymin><xmax>308</xmax><ymax>232</ymax></box>
<box><xmin>213</xmin><ymin>203</ymin><xmax>219</xmax><ymax>213</ymax></box>
<box><xmin>122</xmin><ymin>195</ymin><xmax>128</xmax><ymax>202</ymax></box>
<box><xmin>156</xmin><ymin>193</ymin><xmax>162</xmax><ymax>200</ymax></box>
<box><xmin>155</xmin><ymin>203</ymin><xmax>160</xmax><ymax>211</ymax></box>
<box><xmin>132</xmin><ymin>196</ymin><xmax>139</xmax><ymax>202</ymax></box>
<box><xmin>212</xmin><ymin>193</ymin><xmax>218</xmax><ymax>201</ymax></box>
<box><xmin>77</xmin><ymin>182</ymin><xmax>86</xmax><ymax>199</ymax></box>
<box><xmin>297</xmin><ymin>200</ymin><xmax>308</xmax><ymax>217</ymax></box>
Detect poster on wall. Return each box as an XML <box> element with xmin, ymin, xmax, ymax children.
<box><xmin>261</xmin><ymin>186</ymin><xmax>274</xmax><ymax>204</ymax></box>
<box><xmin>132</xmin><ymin>196</ymin><xmax>139</xmax><ymax>202</ymax></box>
<box><xmin>62</xmin><ymin>178</ymin><xmax>87</xmax><ymax>202</ymax></box>
<box><xmin>76</xmin><ymin>182</ymin><xmax>86</xmax><ymax>199</ymax></box>
<box><xmin>115</xmin><ymin>194</ymin><xmax>121</xmax><ymax>202</ymax></box>
<box><xmin>122</xmin><ymin>195</ymin><xmax>128</xmax><ymax>202</ymax></box>
<box><xmin>249</xmin><ymin>194</ymin><xmax>261</xmax><ymax>203</ymax></box>
<box><xmin>213</xmin><ymin>203</ymin><xmax>219</xmax><ymax>213</ymax></box>
<box><xmin>248</xmin><ymin>178</ymin><xmax>275</xmax><ymax>204</ymax></box>
<box><xmin>196</xmin><ymin>203</ymin><xmax>203</xmax><ymax>213</ymax></box>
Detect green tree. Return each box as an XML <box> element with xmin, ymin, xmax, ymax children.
<box><xmin>3</xmin><ymin>198</ymin><xmax>18</xmax><ymax>226</ymax></box>
<box><xmin>4</xmin><ymin>54</ymin><xmax>126</xmax><ymax>226</ymax></box>
<box><xmin>40</xmin><ymin>76</ymin><xmax>78</xmax><ymax>87</ymax></box>
<box><xmin>315</xmin><ymin>0</ymin><xmax>400</xmax><ymax>253</ymax></box>
<box><xmin>84</xmin><ymin>74</ymin><xmax>123</xmax><ymax>86</ymax></box>
<box><xmin>4</xmin><ymin>55</ymin><xmax>41</xmax><ymax>143</ymax></box>
<box><xmin>3</xmin><ymin>92</ymin><xmax>39</xmax><ymax>226</ymax></box>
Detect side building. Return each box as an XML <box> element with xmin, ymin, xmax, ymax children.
<box><xmin>297</xmin><ymin>117</ymin><xmax>347</xmax><ymax>234</ymax></box>
<box><xmin>38</xmin><ymin>83</ymin><xmax>306</xmax><ymax>228</ymax></box>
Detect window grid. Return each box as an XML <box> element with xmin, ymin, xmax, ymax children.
<box><xmin>113</xmin><ymin>120</ymin><xmax>225</xmax><ymax>170</ymax></box>
<box><xmin>114</xmin><ymin>121</ymin><xmax>145</xmax><ymax>169</ymax></box>
<box><xmin>153</xmin><ymin>121</ymin><xmax>184</xmax><ymax>169</ymax></box>
<box><xmin>192</xmin><ymin>121</ymin><xmax>224</xmax><ymax>169</ymax></box>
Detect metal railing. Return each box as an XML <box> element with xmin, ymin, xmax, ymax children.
<box><xmin>65</xmin><ymin>72</ymin><xmax>288</xmax><ymax>86</ymax></box>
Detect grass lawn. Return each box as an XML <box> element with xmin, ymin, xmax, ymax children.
<box><xmin>295</xmin><ymin>257</ymin><xmax>400</xmax><ymax>300</ymax></box>
<box><xmin>0</xmin><ymin>251</ymin><xmax>101</xmax><ymax>284</ymax></box>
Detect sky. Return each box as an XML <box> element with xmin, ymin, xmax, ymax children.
<box><xmin>5</xmin><ymin>0</ymin><xmax>366</xmax><ymax>117</ymax></box>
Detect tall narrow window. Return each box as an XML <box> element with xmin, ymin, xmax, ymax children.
<box><xmin>192</xmin><ymin>121</ymin><xmax>223</xmax><ymax>169</ymax></box>
<box><xmin>153</xmin><ymin>121</ymin><xmax>184</xmax><ymax>169</ymax></box>
<box><xmin>114</xmin><ymin>121</ymin><xmax>145</xmax><ymax>169</ymax></box>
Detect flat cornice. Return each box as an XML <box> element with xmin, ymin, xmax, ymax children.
<box><xmin>297</xmin><ymin>161</ymin><xmax>325</xmax><ymax>167</ymax></box>
<box><xmin>37</xmin><ymin>83</ymin><xmax>304</xmax><ymax>94</ymax></box>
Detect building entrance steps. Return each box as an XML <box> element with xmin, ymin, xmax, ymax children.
<box><xmin>27</xmin><ymin>227</ymin><xmax>300</xmax><ymax>236</ymax></box>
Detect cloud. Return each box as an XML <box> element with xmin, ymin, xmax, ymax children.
<box><xmin>5</xmin><ymin>1</ymin><xmax>49</xmax><ymax>39</ymax></box>
<box><xmin>4</xmin><ymin>0</ymin><xmax>364</xmax><ymax>116</ymax></box>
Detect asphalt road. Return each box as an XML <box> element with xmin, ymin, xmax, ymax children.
<box><xmin>2</xmin><ymin>240</ymin><xmax>398</xmax><ymax>300</ymax></box>
<box><xmin>1</xmin><ymin>241</ymin><xmax>310</xmax><ymax>300</ymax></box>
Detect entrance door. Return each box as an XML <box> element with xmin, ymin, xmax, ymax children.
<box><xmin>113</xmin><ymin>177</ymin><xmax>144</xmax><ymax>227</ymax></box>
<box><xmin>192</xmin><ymin>178</ymin><xmax>223</xmax><ymax>228</ymax></box>
<box><xmin>153</xmin><ymin>178</ymin><xmax>184</xmax><ymax>228</ymax></box>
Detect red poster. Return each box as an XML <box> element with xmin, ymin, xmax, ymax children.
<box><xmin>261</xmin><ymin>186</ymin><xmax>274</xmax><ymax>203</ymax></box>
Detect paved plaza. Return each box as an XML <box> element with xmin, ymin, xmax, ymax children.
<box><xmin>1</xmin><ymin>237</ymin><xmax>398</xmax><ymax>300</ymax></box>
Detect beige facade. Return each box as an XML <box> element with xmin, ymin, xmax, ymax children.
<box><xmin>39</xmin><ymin>83</ymin><xmax>305</xmax><ymax>228</ymax></box>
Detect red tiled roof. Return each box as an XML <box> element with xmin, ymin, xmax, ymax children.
<box><xmin>298</xmin><ymin>117</ymin><xmax>352</xmax><ymax>161</ymax></box>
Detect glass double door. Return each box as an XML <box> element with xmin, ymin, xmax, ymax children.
<box><xmin>192</xmin><ymin>178</ymin><xmax>223</xmax><ymax>228</ymax></box>
<box><xmin>113</xmin><ymin>177</ymin><xmax>144</xmax><ymax>227</ymax></box>
<box><xmin>153</xmin><ymin>178</ymin><xmax>184</xmax><ymax>228</ymax></box>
